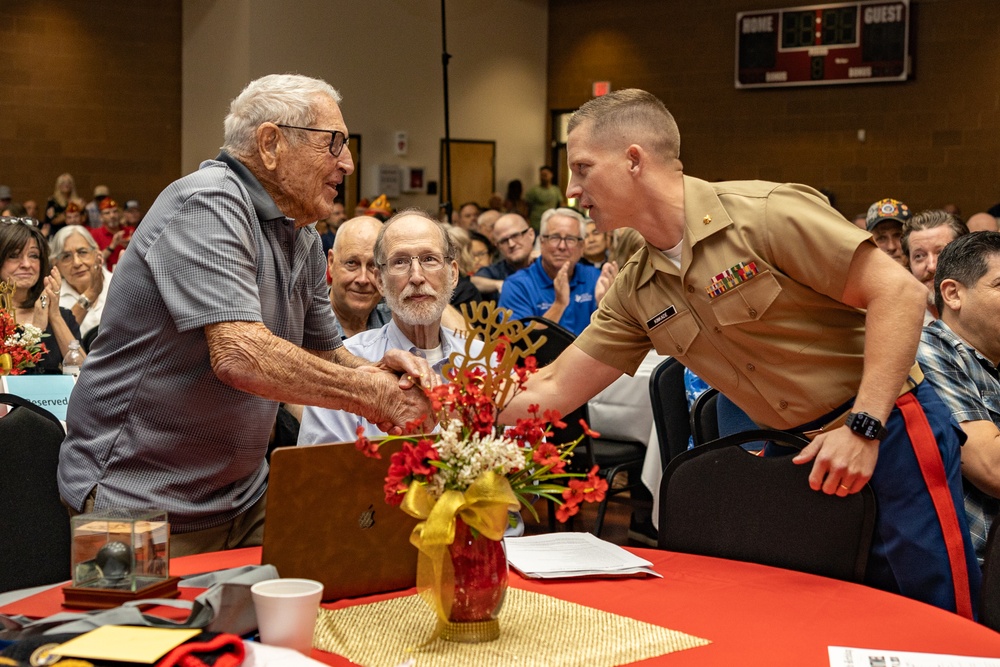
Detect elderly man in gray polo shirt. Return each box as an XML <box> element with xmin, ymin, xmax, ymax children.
<box><xmin>59</xmin><ymin>74</ymin><xmax>434</xmax><ymax>556</ymax></box>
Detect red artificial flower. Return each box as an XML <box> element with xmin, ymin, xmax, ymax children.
<box><xmin>354</xmin><ymin>426</ymin><xmax>381</xmax><ymax>459</ymax></box>
<box><xmin>544</xmin><ymin>409</ymin><xmax>566</xmax><ymax>430</ymax></box>
<box><xmin>567</xmin><ymin>466</ymin><xmax>608</xmax><ymax>503</ymax></box>
<box><xmin>402</xmin><ymin>439</ymin><xmax>439</xmax><ymax>477</ymax></box>
<box><xmin>555</xmin><ymin>501</ymin><xmax>580</xmax><ymax>522</ymax></box>
<box><xmin>579</xmin><ymin>419</ymin><xmax>601</xmax><ymax>439</ymax></box>
<box><xmin>403</xmin><ymin>414</ymin><xmax>429</xmax><ymax>435</ymax></box>
<box><xmin>532</xmin><ymin>442</ymin><xmax>565</xmax><ymax>474</ymax></box>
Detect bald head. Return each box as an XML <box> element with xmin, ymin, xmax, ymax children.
<box><xmin>967</xmin><ymin>212</ymin><xmax>999</xmax><ymax>233</ymax></box>
<box><xmin>328</xmin><ymin>216</ymin><xmax>384</xmax><ymax>336</ymax></box>
<box><xmin>333</xmin><ymin>216</ymin><xmax>382</xmax><ymax>253</ymax></box>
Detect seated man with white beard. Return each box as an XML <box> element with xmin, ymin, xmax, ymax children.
<box><xmin>298</xmin><ymin>209</ymin><xmax>484</xmax><ymax>444</ymax></box>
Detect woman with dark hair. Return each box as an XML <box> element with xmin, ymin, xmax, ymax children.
<box><xmin>0</xmin><ymin>216</ymin><xmax>83</xmax><ymax>373</ymax></box>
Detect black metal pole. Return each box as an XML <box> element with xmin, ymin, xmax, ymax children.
<box><xmin>440</xmin><ymin>0</ymin><xmax>453</xmax><ymax>222</ymax></box>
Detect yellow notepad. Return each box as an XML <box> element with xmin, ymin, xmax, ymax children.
<box><xmin>52</xmin><ymin>626</ymin><xmax>201</xmax><ymax>663</ymax></box>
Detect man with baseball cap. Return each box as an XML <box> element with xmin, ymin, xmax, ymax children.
<box><xmin>866</xmin><ymin>197</ymin><xmax>912</xmax><ymax>266</ymax></box>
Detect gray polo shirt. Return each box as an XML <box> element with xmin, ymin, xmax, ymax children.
<box><xmin>58</xmin><ymin>151</ymin><xmax>343</xmax><ymax>532</ymax></box>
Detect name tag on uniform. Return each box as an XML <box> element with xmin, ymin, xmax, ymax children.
<box><xmin>646</xmin><ymin>305</ymin><xmax>677</xmax><ymax>329</ymax></box>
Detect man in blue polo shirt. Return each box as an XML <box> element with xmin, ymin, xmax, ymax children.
<box><xmin>498</xmin><ymin>207</ymin><xmax>617</xmax><ymax>335</ymax></box>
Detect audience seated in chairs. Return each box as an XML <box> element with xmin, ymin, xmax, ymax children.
<box><xmin>300</xmin><ymin>209</ymin><xmax>482</xmax><ymax>445</ymax></box>
<box><xmin>1</xmin><ymin>217</ymin><xmax>84</xmax><ymax>373</ymax></box>
<box><xmin>498</xmin><ymin>207</ymin><xmax>617</xmax><ymax>336</ymax></box>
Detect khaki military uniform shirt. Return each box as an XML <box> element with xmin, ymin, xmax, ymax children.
<box><xmin>576</xmin><ymin>176</ymin><xmax>874</xmax><ymax>430</ymax></box>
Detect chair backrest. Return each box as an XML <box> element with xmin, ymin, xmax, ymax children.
<box><xmin>658</xmin><ymin>429</ymin><xmax>876</xmax><ymax>583</ymax></box>
<box><xmin>689</xmin><ymin>388</ymin><xmax>720</xmax><ymax>447</ymax></box>
<box><xmin>981</xmin><ymin>519</ymin><xmax>1000</xmax><ymax>631</ymax></box>
<box><xmin>648</xmin><ymin>358</ymin><xmax>692</xmax><ymax>465</ymax></box>
<box><xmin>0</xmin><ymin>394</ymin><xmax>71</xmax><ymax>592</ymax></box>
<box><xmin>513</xmin><ymin>317</ymin><xmax>594</xmax><ymax>471</ymax></box>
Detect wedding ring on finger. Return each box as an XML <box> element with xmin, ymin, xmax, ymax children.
<box><xmin>839</xmin><ymin>484</ymin><xmax>850</xmax><ymax>491</ymax></box>
<box><xmin>39</xmin><ymin>294</ymin><xmax>48</xmax><ymax>309</ymax></box>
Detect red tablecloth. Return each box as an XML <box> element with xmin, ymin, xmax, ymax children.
<box><xmin>5</xmin><ymin>546</ymin><xmax>1000</xmax><ymax>665</ymax></box>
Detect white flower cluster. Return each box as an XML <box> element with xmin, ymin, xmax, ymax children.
<box><xmin>427</xmin><ymin>419</ymin><xmax>527</xmax><ymax>497</ymax></box>
<box><xmin>5</xmin><ymin>322</ymin><xmax>43</xmax><ymax>349</ymax></box>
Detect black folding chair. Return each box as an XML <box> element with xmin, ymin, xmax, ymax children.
<box><xmin>0</xmin><ymin>394</ymin><xmax>71</xmax><ymax>593</ymax></box>
<box><xmin>659</xmin><ymin>429</ymin><xmax>876</xmax><ymax>583</ymax></box>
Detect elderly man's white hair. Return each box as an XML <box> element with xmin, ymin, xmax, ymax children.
<box><xmin>222</xmin><ymin>74</ymin><xmax>342</xmax><ymax>159</ymax></box>
<box><xmin>540</xmin><ymin>207</ymin><xmax>587</xmax><ymax>238</ymax></box>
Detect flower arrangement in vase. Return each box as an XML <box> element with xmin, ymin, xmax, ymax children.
<box><xmin>355</xmin><ymin>302</ymin><xmax>607</xmax><ymax>642</ymax></box>
<box><xmin>0</xmin><ymin>278</ymin><xmax>47</xmax><ymax>375</ymax></box>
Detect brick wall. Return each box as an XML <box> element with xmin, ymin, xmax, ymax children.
<box><xmin>0</xmin><ymin>0</ymin><xmax>181</xmax><ymax>214</ymax></box>
<box><xmin>547</xmin><ymin>0</ymin><xmax>1000</xmax><ymax>217</ymax></box>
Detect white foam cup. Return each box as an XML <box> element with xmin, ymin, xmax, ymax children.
<box><xmin>250</xmin><ymin>578</ymin><xmax>324</xmax><ymax>653</ymax></box>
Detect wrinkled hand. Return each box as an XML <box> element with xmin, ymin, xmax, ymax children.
<box><xmin>595</xmin><ymin>261</ymin><xmax>619</xmax><ymax>303</ymax></box>
<box><xmin>553</xmin><ymin>262</ymin><xmax>570</xmax><ymax>306</ymax></box>
<box><xmin>374</xmin><ymin>348</ymin><xmax>441</xmax><ymax>390</ymax></box>
<box><xmin>363</xmin><ymin>369</ymin><xmax>435</xmax><ymax>435</ymax></box>
<box><xmin>792</xmin><ymin>425</ymin><xmax>879</xmax><ymax>496</ymax></box>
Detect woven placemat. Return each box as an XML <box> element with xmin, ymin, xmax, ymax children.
<box><xmin>313</xmin><ymin>587</ymin><xmax>711</xmax><ymax>666</ymax></box>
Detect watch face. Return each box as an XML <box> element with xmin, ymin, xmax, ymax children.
<box><xmin>849</xmin><ymin>412</ymin><xmax>884</xmax><ymax>440</ymax></box>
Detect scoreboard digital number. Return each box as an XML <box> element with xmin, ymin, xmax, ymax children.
<box><xmin>736</xmin><ymin>0</ymin><xmax>910</xmax><ymax>89</ymax></box>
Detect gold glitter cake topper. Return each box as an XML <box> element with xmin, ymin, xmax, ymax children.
<box><xmin>441</xmin><ymin>301</ymin><xmax>545</xmax><ymax>408</ymax></box>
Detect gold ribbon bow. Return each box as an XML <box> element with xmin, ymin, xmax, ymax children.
<box><xmin>401</xmin><ymin>471</ymin><xmax>519</xmax><ymax>637</ymax></box>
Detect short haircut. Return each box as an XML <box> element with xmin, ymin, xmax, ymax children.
<box><xmin>222</xmin><ymin>74</ymin><xmax>342</xmax><ymax>159</ymax></box>
<box><xmin>0</xmin><ymin>221</ymin><xmax>50</xmax><ymax>308</ymax></box>
<box><xmin>934</xmin><ymin>231</ymin><xmax>1000</xmax><ymax>313</ymax></box>
<box><xmin>458</xmin><ymin>201</ymin><xmax>481</xmax><ymax>213</ymax></box>
<box><xmin>49</xmin><ymin>224</ymin><xmax>99</xmax><ymax>260</ymax></box>
<box><xmin>373</xmin><ymin>208</ymin><xmax>455</xmax><ymax>266</ymax></box>
<box><xmin>902</xmin><ymin>209</ymin><xmax>969</xmax><ymax>258</ymax></box>
<box><xmin>567</xmin><ymin>88</ymin><xmax>680</xmax><ymax>161</ymax></box>
<box><xmin>540</xmin><ymin>207</ymin><xmax>586</xmax><ymax>238</ymax></box>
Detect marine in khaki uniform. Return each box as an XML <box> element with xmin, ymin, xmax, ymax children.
<box><xmin>501</xmin><ymin>88</ymin><xmax>979</xmax><ymax>618</ymax></box>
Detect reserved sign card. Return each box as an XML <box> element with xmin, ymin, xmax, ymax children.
<box><xmin>3</xmin><ymin>374</ymin><xmax>76</xmax><ymax>420</ymax></box>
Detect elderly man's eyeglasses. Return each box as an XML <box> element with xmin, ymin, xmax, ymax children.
<box><xmin>540</xmin><ymin>234</ymin><xmax>583</xmax><ymax>247</ymax></box>
<box><xmin>276</xmin><ymin>124</ymin><xmax>347</xmax><ymax>157</ymax></box>
<box><xmin>495</xmin><ymin>228</ymin><xmax>532</xmax><ymax>246</ymax></box>
<box><xmin>0</xmin><ymin>216</ymin><xmax>39</xmax><ymax>227</ymax></box>
<box><xmin>381</xmin><ymin>254</ymin><xmax>451</xmax><ymax>276</ymax></box>
<box><xmin>57</xmin><ymin>248</ymin><xmax>96</xmax><ymax>264</ymax></box>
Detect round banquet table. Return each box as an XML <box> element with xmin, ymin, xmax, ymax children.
<box><xmin>4</xmin><ymin>546</ymin><xmax>999</xmax><ymax>665</ymax></box>
<box><xmin>151</xmin><ymin>546</ymin><xmax>1000</xmax><ymax>664</ymax></box>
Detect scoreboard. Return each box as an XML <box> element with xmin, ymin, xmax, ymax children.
<box><xmin>736</xmin><ymin>0</ymin><xmax>910</xmax><ymax>89</ymax></box>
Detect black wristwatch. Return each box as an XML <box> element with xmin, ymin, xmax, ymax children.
<box><xmin>845</xmin><ymin>411</ymin><xmax>888</xmax><ymax>441</ymax></box>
